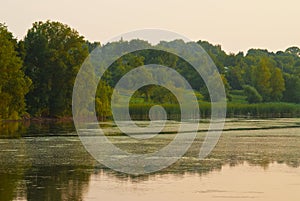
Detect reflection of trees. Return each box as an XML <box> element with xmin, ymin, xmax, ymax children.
<box><xmin>0</xmin><ymin>172</ymin><xmax>26</xmax><ymax>201</ymax></box>
<box><xmin>1</xmin><ymin>121</ymin><xmax>300</xmax><ymax>199</ymax></box>
<box><xmin>93</xmin><ymin>129</ymin><xmax>300</xmax><ymax>181</ymax></box>
<box><xmin>25</xmin><ymin>166</ymin><xmax>91</xmax><ymax>201</ymax></box>
<box><xmin>0</xmin><ymin>121</ymin><xmax>29</xmax><ymax>138</ymax></box>
<box><xmin>0</xmin><ymin>121</ymin><xmax>94</xmax><ymax>201</ymax></box>
<box><xmin>0</xmin><ymin>135</ymin><xmax>28</xmax><ymax>201</ymax></box>
<box><xmin>25</xmin><ymin>121</ymin><xmax>75</xmax><ymax>137</ymax></box>
<box><xmin>0</xmin><ymin>121</ymin><xmax>75</xmax><ymax>138</ymax></box>
<box><xmin>0</xmin><ymin>137</ymin><xmax>94</xmax><ymax>201</ymax></box>
<box><xmin>23</xmin><ymin>131</ymin><xmax>95</xmax><ymax>201</ymax></box>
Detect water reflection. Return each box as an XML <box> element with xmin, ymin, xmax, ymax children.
<box><xmin>0</xmin><ymin>120</ymin><xmax>75</xmax><ymax>138</ymax></box>
<box><xmin>85</xmin><ymin>163</ymin><xmax>300</xmax><ymax>201</ymax></box>
<box><xmin>0</xmin><ymin>121</ymin><xmax>29</xmax><ymax>138</ymax></box>
<box><xmin>25</xmin><ymin>166</ymin><xmax>91</xmax><ymax>201</ymax></box>
<box><xmin>0</xmin><ymin>171</ymin><xmax>26</xmax><ymax>201</ymax></box>
<box><xmin>0</xmin><ymin>121</ymin><xmax>300</xmax><ymax>200</ymax></box>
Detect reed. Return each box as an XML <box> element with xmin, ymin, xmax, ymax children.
<box><xmin>115</xmin><ymin>102</ymin><xmax>300</xmax><ymax>120</ymax></box>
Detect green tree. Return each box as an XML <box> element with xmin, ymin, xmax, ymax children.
<box><xmin>221</xmin><ymin>74</ymin><xmax>232</xmax><ymax>101</ymax></box>
<box><xmin>86</xmin><ymin>40</ymin><xmax>100</xmax><ymax>53</ymax></box>
<box><xmin>202</xmin><ymin>71</ymin><xmax>228</xmax><ymax>102</ymax></box>
<box><xmin>285</xmin><ymin>47</ymin><xmax>300</xmax><ymax>57</ymax></box>
<box><xmin>243</xmin><ymin>85</ymin><xmax>262</xmax><ymax>103</ymax></box>
<box><xmin>0</xmin><ymin>23</ymin><xmax>31</xmax><ymax>120</ymax></box>
<box><xmin>24</xmin><ymin>21</ymin><xmax>88</xmax><ymax>117</ymax></box>
<box><xmin>95</xmin><ymin>81</ymin><xmax>113</xmax><ymax>121</ymax></box>
<box><xmin>226</xmin><ymin>65</ymin><xmax>244</xmax><ymax>90</ymax></box>
<box><xmin>282</xmin><ymin>74</ymin><xmax>300</xmax><ymax>103</ymax></box>
<box><xmin>197</xmin><ymin>40</ymin><xmax>227</xmax><ymax>73</ymax></box>
<box><xmin>270</xmin><ymin>68</ymin><xmax>285</xmax><ymax>101</ymax></box>
<box><xmin>252</xmin><ymin>58</ymin><xmax>272</xmax><ymax>101</ymax></box>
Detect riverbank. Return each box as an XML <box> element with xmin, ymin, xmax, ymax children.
<box><xmin>1</xmin><ymin>102</ymin><xmax>300</xmax><ymax>122</ymax></box>
<box><xmin>124</xmin><ymin>102</ymin><xmax>300</xmax><ymax>120</ymax></box>
<box><xmin>1</xmin><ymin>117</ymin><xmax>300</xmax><ymax>138</ymax></box>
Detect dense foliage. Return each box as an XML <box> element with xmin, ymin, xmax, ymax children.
<box><xmin>0</xmin><ymin>24</ymin><xmax>31</xmax><ymax>120</ymax></box>
<box><xmin>0</xmin><ymin>20</ymin><xmax>300</xmax><ymax>120</ymax></box>
<box><xmin>24</xmin><ymin>21</ymin><xmax>89</xmax><ymax>117</ymax></box>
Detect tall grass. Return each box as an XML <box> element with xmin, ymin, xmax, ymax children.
<box><xmin>227</xmin><ymin>102</ymin><xmax>300</xmax><ymax>118</ymax></box>
<box><xmin>114</xmin><ymin>102</ymin><xmax>300</xmax><ymax>120</ymax></box>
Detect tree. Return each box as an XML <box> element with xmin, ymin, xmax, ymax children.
<box><xmin>282</xmin><ymin>74</ymin><xmax>300</xmax><ymax>103</ymax></box>
<box><xmin>24</xmin><ymin>21</ymin><xmax>88</xmax><ymax>117</ymax></box>
<box><xmin>252</xmin><ymin>58</ymin><xmax>272</xmax><ymax>101</ymax></box>
<box><xmin>197</xmin><ymin>40</ymin><xmax>227</xmax><ymax>73</ymax></box>
<box><xmin>226</xmin><ymin>65</ymin><xmax>244</xmax><ymax>90</ymax></box>
<box><xmin>270</xmin><ymin>68</ymin><xmax>285</xmax><ymax>101</ymax></box>
<box><xmin>285</xmin><ymin>47</ymin><xmax>300</xmax><ymax>57</ymax></box>
<box><xmin>221</xmin><ymin>74</ymin><xmax>232</xmax><ymax>101</ymax></box>
<box><xmin>0</xmin><ymin>23</ymin><xmax>31</xmax><ymax>120</ymax></box>
<box><xmin>243</xmin><ymin>85</ymin><xmax>262</xmax><ymax>103</ymax></box>
<box><xmin>95</xmin><ymin>81</ymin><xmax>113</xmax><ymax>121</ymax></box>
<box><xmin>86</xmin><ymin>40</ymin><xmax>100</xmax><ymax>53</ymax></box>
<box><xmin>201</xmin><ymin>71</ymin><xmax>228</xmax><ymax>102</ymax></box>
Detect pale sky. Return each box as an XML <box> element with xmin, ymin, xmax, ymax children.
<box><xmin>1</xmin><ymin>0</ymin><xmax>300</xmax><ymax>53</ymax></box>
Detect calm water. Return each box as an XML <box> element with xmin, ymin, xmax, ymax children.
<box><xmin>0</xmin><ymin>119</ymin><xmax>300</xmax><ymax>201</ymax></box>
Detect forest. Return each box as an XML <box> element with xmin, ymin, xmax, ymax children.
<box><xmin>1</xmin><ymin>20</ymin><xmax>300</xmax><ymax>120</ymax></box>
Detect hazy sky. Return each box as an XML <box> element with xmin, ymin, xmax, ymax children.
<box><xmin>1</xmin><ymin>0</ymin><xmax>299</xmax><ymax>53</ymax></box>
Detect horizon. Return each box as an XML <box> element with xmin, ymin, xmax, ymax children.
<box><xmin>1</xmin><ymin>21</ymin><xmax>299</xmax><ymax>55</ymax></box>
<box><xmin>1</xmin><ymin>0</ymin><xmax>300</xmax><ymax>54</ymax></box>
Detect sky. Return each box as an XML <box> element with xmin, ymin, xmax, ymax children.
<box><xmin>1</xmin><ymin>0</ymin><xmax>300</xmax><ymax>53</ymax></box>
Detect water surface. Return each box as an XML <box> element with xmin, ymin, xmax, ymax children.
<box><xmin>0</xmin><ymin>119</ymin><xmax>300</xmax><ymax>201</ymax></box>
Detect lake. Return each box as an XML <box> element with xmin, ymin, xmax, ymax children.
<box><xmin>0</xmin><ymin>119</ymin><xmax>300</xmax><ymax>201</ymax></box>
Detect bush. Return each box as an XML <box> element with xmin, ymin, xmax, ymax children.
<box><xmin>243</xmin><ymin>85</ymin><xmax>263</xmax><ymax>103</ymax></box>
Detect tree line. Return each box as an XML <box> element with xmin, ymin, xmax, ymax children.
<box><xmin>0</xmin><ymin>20</ymin><xmax>299</xmax><ymax>120</ymax></box>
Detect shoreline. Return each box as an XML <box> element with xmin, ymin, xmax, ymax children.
<box><xmin>1</xmin><ymin>116</ymin><xmax>300</xmax><ymax>123</ymax></box>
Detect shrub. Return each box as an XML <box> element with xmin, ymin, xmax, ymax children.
<box><xmin>243</xmin><ymin>85</ymin><xmax>263</xmax><ymax>103</ymax></box>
